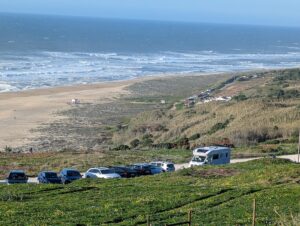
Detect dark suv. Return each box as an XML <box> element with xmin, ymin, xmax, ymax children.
<box><xmin>60</xmin><ymin>168</ymin><xmax>82</xmax><ymax>184</ymax></box>
<box><xmin>109</xmin><ymin>166</ymin><xmax>139</xmax><ymax>178</ymax></box>
<box><xmin>38</xmin><ymin>171</ymin><xmax>61</xmax><ymax>184</ymax></box>
<box><xmin>128</xmin><ymin>164</ymin><xmax>152</xmax><ymax>176</ymax></box>
<box><xmin>7</xmin><ymin>170</ymin><xmax>28</xmax><ymax>184</ymax></box>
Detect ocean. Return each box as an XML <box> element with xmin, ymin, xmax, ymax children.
<box><xmin>1</xmin><ymin>13</ymin><xmax>300</xmax><ymax>92</ymax></box>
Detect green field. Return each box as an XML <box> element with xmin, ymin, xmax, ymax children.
<box><xmin>0</xmin><ymin>159</ymin><xmax>299</xmax><ymax>225</ymax></box>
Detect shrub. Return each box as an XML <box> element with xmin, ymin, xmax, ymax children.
<box><xmin>4</xmin><ymin>146</ymin><xmax>12</xmax><ymax>153</ymax></box>
<box><xmin>130</xmin><ymin>139</ymin><xmax>140</xmax><ymax>148</ymax></box>
<box><xmin>175</xmin><ymin>137</ymin><xmax>190</xmax><ymax>149</ymax></box>
<box><xmin>233</xmin><ymin>93</ymin><xmax>248</xmax><ymax>101</ymax></box>
<box><xmin>208</xmin><ymin>119</ymin><xmax>231</xmax><ymax>135</ymax></box>
<box><xmin>141</xmin><ymin>134</ymin><xmax>153</xmax><ymax>147</ymax></box>
<box><xmin>151</xmin><ymin>143</ymin><xmax>173</xmax><ymax>149</ymax></box>
<box><xmin>189</xmin><ymin>133</ymin><xmax>201</xmax><ymax>141</ymax></box>
<box><xmin>113</xmin><ymin>145</ymin><xmax>130</xmax><ymax>151</ymax></box>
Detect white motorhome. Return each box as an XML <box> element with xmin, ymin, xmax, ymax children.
<box><xmin>189</xmin><ymin>146</ymin><xmax>231</xmax><ymax>167</ymax></box>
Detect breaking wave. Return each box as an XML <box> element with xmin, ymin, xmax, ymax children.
<box><xmin>1</xmin><ymin>50</ymin><xmax>300</xmax><ymax>92</ymax></box>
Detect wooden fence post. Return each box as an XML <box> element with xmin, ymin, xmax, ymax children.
<box><xmin>188</xmin><ymin>210</ymin><xmax>192</xmax><ymax>226</ymax></box>
<box><xmin>252</xmin><ymin>198</ymin><xmax>256</xmax><ymax>226</ymax></box>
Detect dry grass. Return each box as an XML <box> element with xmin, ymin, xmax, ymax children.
<box><xmin>112</xmin><ymin>68</ymin><xmax>300</xmax><ymax>148</ymax></box>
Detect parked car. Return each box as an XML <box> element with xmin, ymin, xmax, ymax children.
<box><xmin>85</xmin><ymin>167</ymin><xmax>121</xmax><ymax>179</ymax></box>
<box><xmin>149</xmin><ymin>165</ymin><xmax>164</xmax><ymax>175</ymax></box>
<box><xmin>128</xmin><ymin>163</ymin><xmax>152</xmax><ymax>176</ymax></box>
<box><xmin>7</xmin><ymin>170</ymin><xmax>28</xmax><ymax>184</ymax></box>
<box><xmin>38</xmin><ymin>171</ymin><xmax>61</xmax><ymax>184</ymax></box>
<box><xmin>150</xmin><ymin>161</ymin><xmax>175</xmax><ymax>172</ymax></box>
<box><xmin>109</xmin><ymin>166</ymin><xmax>139</xmax><ymax>178</ymax></box>
<box><xmin>60</xmin><ymin>168</ymin><xmax>82</xmax><ymax>184</ymax></box>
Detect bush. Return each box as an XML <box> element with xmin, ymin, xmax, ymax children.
<box><xmin>4</xmin><ymin>146</ymin><xmax>12</xmax><ymax>153</ymax></box>
<box><xmin>141</xmin><ymin>134</ymin><xmax>153</xmax><ymax>147</ymax></box>
<box><xmin>113</xmin><ymin>145</ymin><xmax>130</xmax><ymax>151</ymax></box>
<box><xmin>130</xmin><ymin>139</ymin><xmax>140</xmax><ymax>148</ymax></box>
<box><xmin>175</xmin><ymin>137</ymin><xmax>190</xmax><ymax>149</ymax></box>
<box><xmin>151</xmin><ymin>143</ymin><xmax>173</xmax><ymax>149</ymax></box>
<box><xmin>189</xmin><ymin>133</ymin><xmax>201</xmax><ymax>141</ymax></box>
<box><xmin>233</xmin><ymin>93</ymin><xmax>247</xmax><ymax>101</ymax></box>
<box><xmin>208</xmin><ymin>119</ymin><xmax>231</xmax><ymax>135</ymax></box>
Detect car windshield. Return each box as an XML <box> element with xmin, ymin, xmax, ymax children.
<box><xmin>45</xmin><ymin>172</ymin><xmax>58</xmax><ymax>178</ymax></box>
<box><xmin>9</xmin><ymin>172</ymin><xmax>26</xmax><ymax>179</ymax></box>
<box><xmin>150</xmin><ymin>166</ymin><xmax>160</xmax><ymax>169</ymax></box>
<box><xmin>192</xmin><ymin>156</ymin><xmax>206</xmax><ymax>162</ymax></box>
<box><xmin>167</xmin><ymin>164</ymin><xmax>174</xmax><ymax>168</ymax></box>
<box><xmin>67</xmin><ymin>171</ymin><xmax>81</xmax><ymax>177</ymax></box>
<box><xmin>100</xmin><ymin>169</ymin><xmax>114</xmax><ymax>174</ymax></box>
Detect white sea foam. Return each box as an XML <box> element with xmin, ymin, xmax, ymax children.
<box><xmin>1</xmin><ymin>50</ymin><xmax>300</xmax><ymax>92</ymax></box>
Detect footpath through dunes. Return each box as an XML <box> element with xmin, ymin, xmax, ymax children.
<box><xmin>0</xmin><ymin>158</ymin><xmax>299</xmax><ymax>225</ymax></box>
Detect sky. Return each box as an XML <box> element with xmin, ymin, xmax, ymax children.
<box><xmin>0</xmin><ymin>0</ymin><xmax>300</xmax><ymax>27</ymax></box>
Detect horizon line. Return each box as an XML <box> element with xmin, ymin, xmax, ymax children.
<box><xmin>1</xmin><ymin>11</ymin><xmax>300</xmax><ymax>29</ymax></box>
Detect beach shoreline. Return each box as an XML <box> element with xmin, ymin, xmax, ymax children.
<box><xmin>0</xmin><ymin>77</ymin><xmax>143</xmax><ymax>151</ymax></box>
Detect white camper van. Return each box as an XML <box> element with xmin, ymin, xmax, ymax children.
<box><xmin>189</xmin><ymin>146</ymin><xmax>231</xmax><ymax>167</ymax></box>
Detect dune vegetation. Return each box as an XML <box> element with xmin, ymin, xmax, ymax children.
<box><xmin>112</xmin><ymin>69</ymin><xmax>300</xmax><ymax>157</ymax></box>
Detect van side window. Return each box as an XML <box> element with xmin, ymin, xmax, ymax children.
<box><xmin>212</xmin><ymin>154</ymin><xmax>219</xmax><ymax>160</ymax></box>
<box><xmin>226</xmin><ymin>153</ymin><xmax>228</xmax><ymax>157</ymax></box>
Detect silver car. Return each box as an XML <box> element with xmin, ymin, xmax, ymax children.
<box><xmin>85</xmin><ymin>167</ymin><xmax>121</xmax><ymax>179</ymax></box>
<box><xmin>150</xmin><ymin>161</ymin><xmax>175</xmax><ymax>172</ymax></box>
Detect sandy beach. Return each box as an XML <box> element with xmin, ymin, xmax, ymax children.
<box><xmin>0</xmin><ymin>79</ymin><xmax>139</xmax><ymax>151</ymax></box>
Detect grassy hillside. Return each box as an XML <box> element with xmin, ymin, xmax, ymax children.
<box><xmin>0</xmin><ymin>159</ymin><xmax>299</xmax><ymax>225</ymax></box>
<box><xmin>112</xmin><ymin>69</ymin><xmax>300</xmax><ymax>156</ymax></box>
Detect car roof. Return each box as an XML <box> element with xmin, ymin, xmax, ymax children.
<box><xmin>151</xmin><ymin>161</ymin><xmax>173</xmax><ymax>164</ymax></box>
<box><xmin>89</xmin><ymin>167</ymin><xmax>109</xmax><ymax>170</ymax></box>
<box><xmin>62</xmin><ymin>168</ymin><xmax>79</xmax><ymax>171</ymax></box>
<box><xmin>40</xmin><ymin>171</ymin><xmax>57</xmax><ymax>174</ymax></box>
<box><xmin>133</xmin><ymin>163</ymin><xmax>149</xmax><ymax>166</ymax></box>
<box><xmin>194</xmin><ymin>146</ymin><xmax>230</xmax><ymax>152</ymax></box>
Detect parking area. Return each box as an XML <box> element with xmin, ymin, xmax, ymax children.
<box><xmin>0</xmin><ymin>154</ymin><xmax>298</xmax><ymax>185</ymax></box>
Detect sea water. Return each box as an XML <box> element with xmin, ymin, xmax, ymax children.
<box><xmin>1</xmin><ymin>13</ymin><xmax>300</xmax><ymax>92</ymax></box>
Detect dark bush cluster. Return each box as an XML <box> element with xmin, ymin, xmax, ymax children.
<box><xmin>189</xmin><ymin>133</ymin><xmax>201</xmax><ymax>140</ymax></box>
<box><xmin>233</xmin><ymin>93</ymin><xmax>248</xmax><ymax>102</ymax></box>
<box><xmin>208</xmin><ymin>119</ymin><xmax>231</xmax><ymax>135</ymax></box>
<box><xmin>113</xmin><ymin>144</ymin><xmax>130</xmax><ymax>151</ymax></box>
